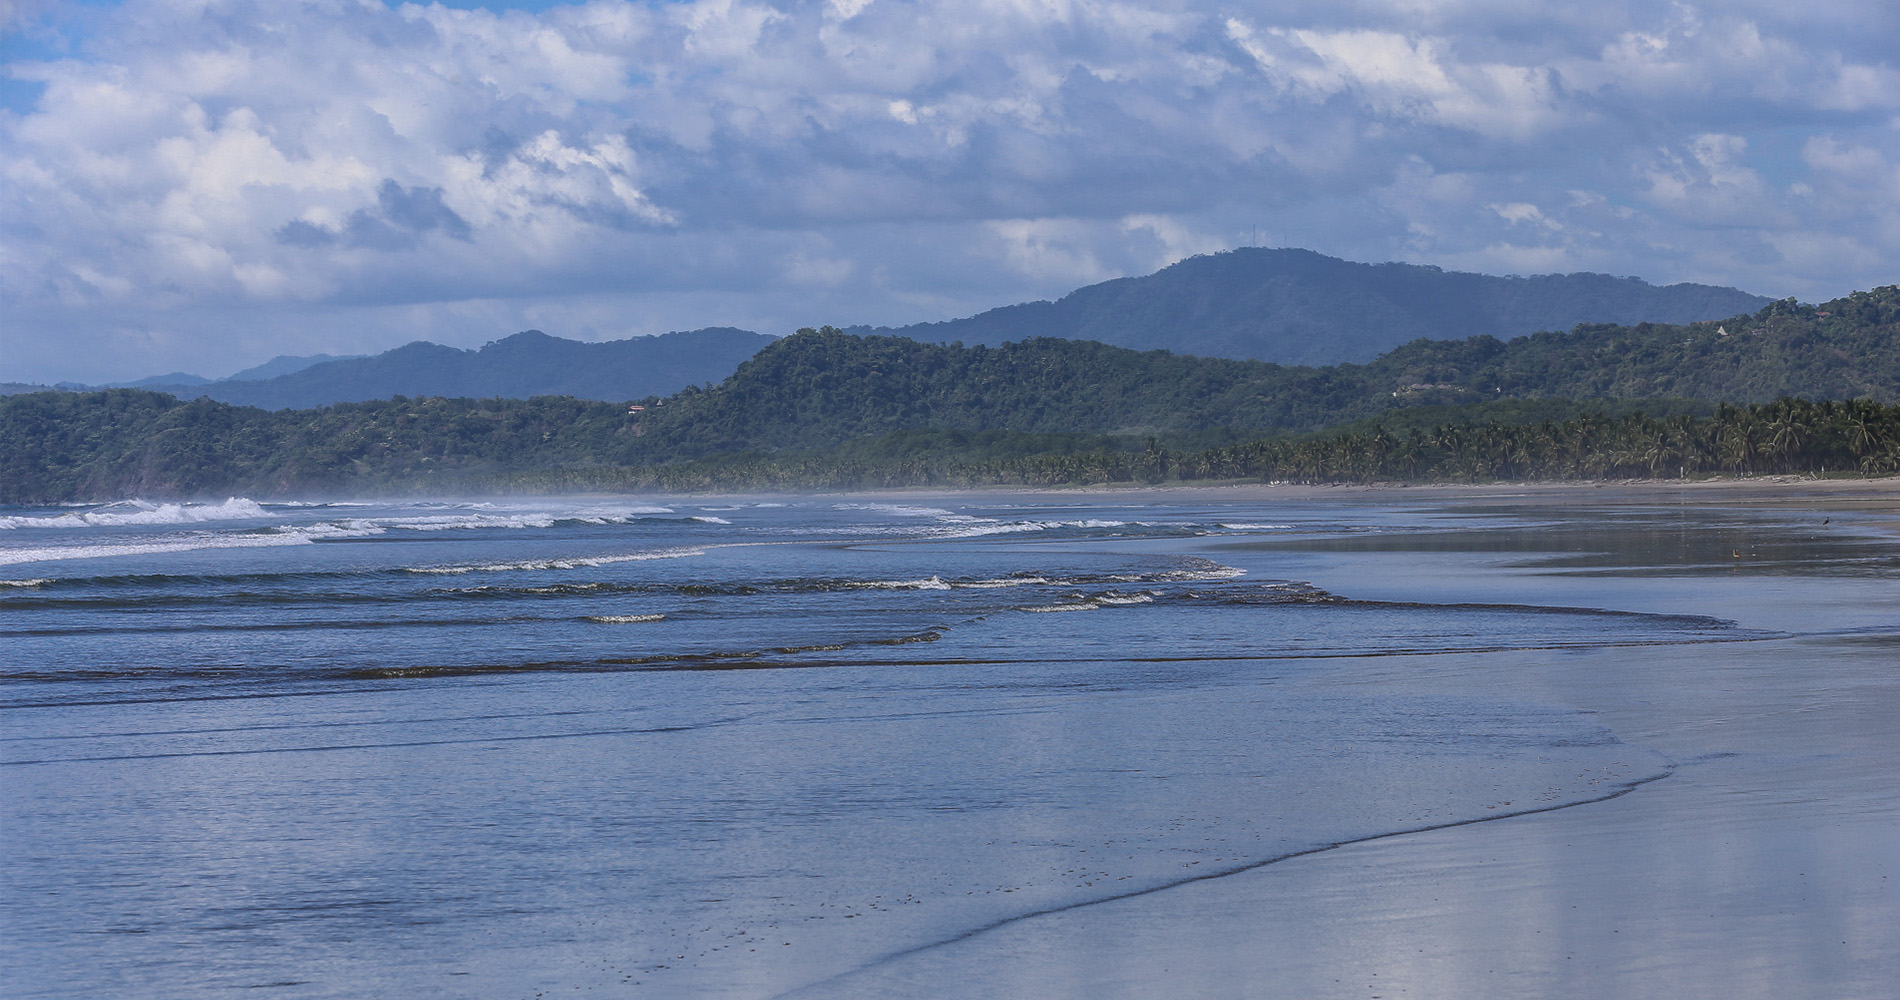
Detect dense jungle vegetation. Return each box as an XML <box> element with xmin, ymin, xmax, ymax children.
<box><xmin>617</xmin><ymin>286</ymin><xmax>1896</xmax><ymax>462</ymax></box>
<box><xmin>477</xmin><ymin>398</ymin><xmax>1900</xmax><ymax>493</ymax></box>
<box><xmin>4</xmin><ymin>391</ymin><xmax>1895</xmax><ymax>502</ymax></box>
<box><xmin>3</xmin><ymin>287</ymin><xmax>1895</xmax><ymax>502</ymax></box>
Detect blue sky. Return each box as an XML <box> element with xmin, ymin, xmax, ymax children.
<box><xmin>2</xmin><ymin>0</ymin><xmax>1896</xmax><ymax>383</ymax></box>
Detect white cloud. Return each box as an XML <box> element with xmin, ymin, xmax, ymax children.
<box><xmin>1640</xmin><ymin>133</ymin><xmax>1790</xmax><ymax>228</ymax></box>
<box><xmin>1227</xmin><ymin>22</ymin><xmax>1564</xmax><ymax>138</ymax></box>
<box><xmin>986</xmin><ymin>217</ymin><xmax>1112</xmax><ymax>285</ymax></box>
<box><xmin>1120</xmin><ymin>213</ymin><xmax>1230</xmax><ymax>264</ymax></box>
<box><xmin>1</xmin><ymin>0</ymin><xmax>1896</xmax><ymax>382</ymax></box>
<box><xmin>1489</xmin><ymin>202</ymin><xmax>1558</xmax><ymax>229</ymax></box>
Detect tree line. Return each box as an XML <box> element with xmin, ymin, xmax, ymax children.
<box><xmin>4</xmin><ymin>388</ymin><xmax>1897</xmax><ymax>503</ymax></box>
<box><xmin>444</xmin><ymin>397</ymin><xmax>1900</xmax><ymax>496</ymax></box>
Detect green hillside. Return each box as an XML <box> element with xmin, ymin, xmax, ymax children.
<box><xmin>625</xmin><ymin>287</ymin><xmax>1897</xmax><ymax>461</ymax></box>
<box><xmin>3</xmin><ymin>286</ymin><xmax>1895</xmax><ymax>502</ymax></box>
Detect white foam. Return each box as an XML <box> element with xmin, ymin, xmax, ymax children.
<box><xmin>584</xmin><ymin>614</ymin><xmax>667</xmax><ymax>624</ymax></box>
<box><xmin>0</xmin><ymin>577</ymin><xmax>51</xmax><ymax>587</ymax></box>
<box><xmin>340</xmin><ymin>513</ymin><xmax>560</xmax><ymax>532</ymax></box>
<box><xmin>311</xmin><ymin>503</ymin><xmax>679</xmax><ymax>534</ymax></box>
<box><xmin>276</xmin><ymin>506</ymin><xmax>659</xmax><ymax>537</ymax></box>
<box><xmin>1095</xmin><ymin>593</ymin><xmax>1157</xmax><ymax>605</ymax></box>
<box><xmin>926</xmin><ymin>522</ymin><xmax>1044</xmax><ymax>539</ymax></box>
<box><xmin>855</xmin><ymin>575</ymin><xmax>1073</xmax><ymax>591</ymax></box>
<box><xmin>0</xmin><ymin>497</ymin><xmax>269</xmax><ymax>530</ymax></box>
<box><xmin>951</xmin><ymin>576</ymin><xmax>1056</xmax><ymax>589</ymax></box>
<box><xmin>0</xmin><ymin>532</ymin><xmax>316</xmax><ymax>566</ymax></box>
<box><xmin>1157</xmin><ymin>566</ymin><xmax>1246</xmax><ymax>581</ymax></box>
<box><xmin>690</xmin><ymin>516</ymin><xmax>732</xmax><ymax>524</ymax></box>
<box><xmin>925</xmin><ymin>518</ymin><xmax>1131</xmax><ymax>540</ymax></box>
<box><xmin>1020</xmin><ymin>602</ymin><xmax>1100</xmax><ymax>613</ymax></box>
<box><xmin>1218</xmin><ymin>523</ymin><xmax>1294</xmax><ymax>530</ymax></box>
<box><xmin>835</xmin><ymin>503</ymin><xmax>960</xmax><ymax>518</ymax></box>
<box><xmin>567</xmin><ymin>505</ymin><xmax>675</xmax><ymax>518</ymax></box>
<box><xmin>858</xmin><ymin>576</ymin><xmax>956</xmax><ymax>591</ymax></box>
<box><xmin>287</xmin><ymin>523</ymin><xmax>389</xmax><ymax>540</ymax></box>
<box><xmin>406</xmin><ymin>548</ymin><xmax>709</xmax><ymax>575</ymax></box>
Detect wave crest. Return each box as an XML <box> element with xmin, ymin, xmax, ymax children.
<box><xmin>0</xmin><ymin>498</ymin><xmax>268</xmax><ymax>530</ymax></box>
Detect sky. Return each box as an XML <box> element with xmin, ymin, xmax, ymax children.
<box><xmin>1</xmin><ymin>0</ymin><xmax>1896</xmax><ymax>384</ymax></box>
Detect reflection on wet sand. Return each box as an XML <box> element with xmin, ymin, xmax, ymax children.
<box><xmin>2</xmin><ymin>487</ymin><xmax>1893</xmax><ymax>999</ymax></box>
<box><xmin>809</xmin><ymin>494</ymin><xmax>1898</xmax><ymax>999</ymax></box>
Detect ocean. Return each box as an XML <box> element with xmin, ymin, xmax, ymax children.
<box><xmin>2</xmin><ymin>490</ymin><xmax>1894</xmax><ymax>998</ymax></box>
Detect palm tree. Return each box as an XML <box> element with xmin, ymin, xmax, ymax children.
<box><xmin>1764</xmin><ymin>399</ymin><xmax>1810</xmax><ymax>471</ymax></box>
<box><xmin>1845</xmin><ymin>399</ymin><xmax>1881</xmax><ymax>462</ymax></box>
<box><xmin>1720</xmin><ymin>412</ymin><xmax>1764</xmax><ymax>474</ymax></box>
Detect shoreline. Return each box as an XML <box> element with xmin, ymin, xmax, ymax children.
<box><xmin>10</xmin><ymin>474</ymin><xmax>1899</xmax><ymax>512</ymax></box>
<box><xmin>745</xmin><ymin>474</ymin><xmax>1900</xmax><ymax>512</ymax></box>
<box><xmin>8</xmin><ymin>486</ymin><xmax>1893</xmax><ymax>998</ymax></box>
<box><xmin>794</xmin><ymin>495</ymin><xmax>1900</xmax><ymax>1000</ymax></box>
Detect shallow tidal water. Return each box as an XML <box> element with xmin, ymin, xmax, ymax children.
<box><xmin>2</xmin><ymin>489</ymin><xmax>1894</xmax><ymax>998</ymax></box>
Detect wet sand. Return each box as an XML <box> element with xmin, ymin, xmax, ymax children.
<box><xmin>6</xmin><ymin>488</ymin><xmax>1891</xmax><ymax>999</ymax></box>
<box><xmin>797</xmin><ymin>490</ymin><xmax>1900</xmax><ymax>999</ymax></box>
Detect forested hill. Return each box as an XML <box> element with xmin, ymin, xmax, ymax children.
<box><xmin>2</xmin><ymin>286</ymin><xmax>1894</xmax><ymax>501</ymax></box>
<box><xmin>862</xmin><ymin>247</ymin><xmax>1770</xmax><ymax>366</ymax></box>
<box><xmin>113</xmin><ymin>328</ymin><xmax>777</xmax><ymax>410</ymax></box>
<box><xmin>627</xmin><ymin>286</ymin><xmax>1897</xmax><ymax>461</ymax></box>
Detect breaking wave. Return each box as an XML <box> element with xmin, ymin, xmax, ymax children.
<box><xmin>0</xmin><ymin>498</ymin><xmax>269</xmax><ymax>530</ymax></box>
<box><xmin>0</xmin><ymin>532</ymin><xmax>319</xmax><ymax>567</ymax></box>
<box><xmin>404</xmin><ymin>548</ymin><xmax>711</xmax><ymax>575</ymax></box>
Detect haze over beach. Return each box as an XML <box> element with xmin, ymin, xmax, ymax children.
<box><xmin>3</xmin><ymin>3</ymin><xmax>1899</xmax><ymax>1000</ymax></box>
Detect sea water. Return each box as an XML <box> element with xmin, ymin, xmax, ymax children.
<box><xmin>0</xmin><ymin>492</ymin><xmax>1887</xmax><ymax>998</ymax></box>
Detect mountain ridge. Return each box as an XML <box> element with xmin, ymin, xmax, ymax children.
<box><xmin>122</xmin><ymin>328</ymin><xmax>779</xmax><ymax>410</ymax></box>
<box><xmin>19</xmin><ymin>248</ymin><xmax>1774</xmax><ymax>405</ymax></box>
<box><xmin>857</xmin><ymin>248</ymin><xmax>1771</xmax><ymax>365</ymax></box>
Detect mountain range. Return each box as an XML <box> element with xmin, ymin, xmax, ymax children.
<box><xmin>7</xmin><ymin>249</ymin><xmax>1773</xmax><ymax>408</ymax></box>
<box><xmin>859</xmin><ymin>248</ymin><xmax>1771</xmax><ymax>365</ymax></box>
<box><xmin>79</xmin><ymin>353</ymin><xmax>369</xmax><ymax>390</ymax></box>
<box><xmin>50</xmin><ymin>329</ymin><xmax>779</xmax><ymax>410</ymax></box>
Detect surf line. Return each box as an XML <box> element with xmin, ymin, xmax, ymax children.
<box><xmin>770</xmin><ymin>763</ymin><xmax>1676</xmax><ymax>1000</ymax></box>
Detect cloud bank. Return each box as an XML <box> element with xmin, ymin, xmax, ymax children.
<box><xmin>2</xmin><ymin>0</ymin><xmax>1896</xmax><ymax>382</ymax></box>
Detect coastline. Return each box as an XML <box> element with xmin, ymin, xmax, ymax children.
<box><xmin>740</xmin><ymin>474</ymin><xmax>1900</xmax><ymax>518</ymax></box>
<box><xmin>6</xmin><ymin>488</ymin><xmax>1893</xmax><ymax>998</ymax></box>
<box><xmin>832</xmin><ymin>473</ymin><xmax>1900</xmax><ymax>500</ymax></box>
<box><xmin>10</xmin><ymin>474</ymin><xmax>1897</xmax><ymax>514</ymax></box>
<box><xmin>796</xmin><ymin>492</ymin><xmax>1900</xmax><ymax>999</ymax></box>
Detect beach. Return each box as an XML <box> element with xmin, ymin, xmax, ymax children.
<box><xmin>2</xmin><ymin>483</ymin><xmax>1894</xmax><ymax>998</ymax></box>
<box><xmin>799</xmin><ymin>484</ymin><xmax>1900</xmax><ymax>997</ymax></box>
